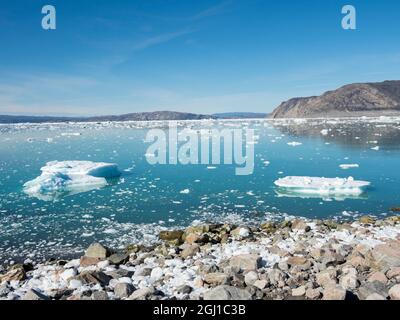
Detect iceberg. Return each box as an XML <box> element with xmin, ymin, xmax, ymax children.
<box><xmin>274</xmin><ymin>176</ymin><xmax>370</xmax><ymax>196</ymax></box>
<box><xmin>23</xmin><ymin>161</ymin><xmax>121</xmax><ymax>201</ymax></box>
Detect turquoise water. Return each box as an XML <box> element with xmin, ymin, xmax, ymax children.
<box><xmin>1</xmin><ymin>118</ymin><xmax>400</xmax><ymax>264</ymax></box>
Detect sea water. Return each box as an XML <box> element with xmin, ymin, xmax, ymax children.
<box><xmin>1</xmin><ymin>117</ymin><xmax>400</xmax><ymax>263</ymax></box>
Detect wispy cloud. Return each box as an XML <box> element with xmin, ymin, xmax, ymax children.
<box><xmin>190</xmin><ymin>0</ymin><xmax>232</xmax><ymax>21</ymax></box>
<box><xmin>132</xmin><ymin>28</ymin><xmax>195</xmax><ymax>51</ymax></box>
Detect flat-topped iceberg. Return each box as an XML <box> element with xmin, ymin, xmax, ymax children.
<box><xmin>274</xmin><ymin>176</ymin><xmax>370</xmax><ymax>196</ymax></box>
<box><xmin>23</xmin><ymin>161</ymin><xmax>121</xmax><ymax>201</ymax></box>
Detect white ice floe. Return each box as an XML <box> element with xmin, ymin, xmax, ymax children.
<box><xmin>287</xmin><ymin>141</ymin><xmax>302</xmax><ymax>146</ymax></box>
<box><xmin>339</xmin><ymin>164</ymin><xmax>359</xmax><ymax>170</ymax></box>
<box><xmin>274</xmin><ymin>176</ymin><xmax>370</xmax><ymax>196</ymax></box>
<box><xmin>23</xmin><ymin>161</ymin><xmax>121</xmax><ymax>201</ymax></box>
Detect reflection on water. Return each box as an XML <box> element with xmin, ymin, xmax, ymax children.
<box><xmin>272</xmin><ymin>117</ymin><xmax>400</xmax><ymax>151</ymax></box>
<box><xmin>275</xmin><ymin>188</ymin><xmax>369</xmax><ymax>202</ymax></box>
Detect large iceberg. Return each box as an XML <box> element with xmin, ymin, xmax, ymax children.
<box><xmin>23</xmin><ymin>161</ymin><xmax>121</xmax><ymax>201</ymax></box>
<box><xmin>274</xmin><ymin>176</ymin><xmax>370</xmax><ymax>196</ymax></box>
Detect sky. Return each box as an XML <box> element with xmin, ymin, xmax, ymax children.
<box><xmin>0</xmin><ymin>0</ymin><xmax>400</xmax><ymax>116</ymax></box>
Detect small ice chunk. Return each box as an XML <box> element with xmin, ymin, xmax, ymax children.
<box><xmin>180</xmin><ymin>189</ymin><xmax>190</xmax><ymax>194</ymax></box>
<box><xmin>320</xmin><ymin>129</ymin><xmax>329</xmax><ymax>136</ymax></box>
<box><xmin>287</xmin><ymin>141</ymin><xmax>302</xmax><ymax>146</ymax></box>
<box><xmin>339</xmin><ymin>164</ymin><xmax>359</xmax><ymax>170</ymax></box>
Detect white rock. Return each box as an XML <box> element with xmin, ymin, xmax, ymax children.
<box><xmin>68</xmin><ymin>279</ymin><xmax>83</xmax><ymax>290</ymax></box>
<box><xmin>60</xmin><ymin>268</ymin><xmax>77</xmax><ymax>281</ymax></box>
<box><xmin>150</xmin><ymin>267</ymin><xmax>164</xmax><ymax>281</ymax></box>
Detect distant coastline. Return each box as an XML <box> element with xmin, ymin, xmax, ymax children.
<box><xmin>0</xmin><ymin>111</ymin><xmax>269</xmax><ymax>124</ymax></box>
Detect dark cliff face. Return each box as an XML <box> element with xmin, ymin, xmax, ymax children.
<box><xmin>270</xmin><ymin>80</ymin><xmax>400</xmax><ymax>118</ymax></box>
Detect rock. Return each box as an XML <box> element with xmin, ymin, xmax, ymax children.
<box><xmin>193</xmin><ymin>277</ymin><xmax>204</xmax><ymax>288</ymax></box>
<box><xmin>316</xmin><ymin>269</ymin><xmax>337</xmax><ymax>288</ymax></box>
<box><xmin>107</xmin><ymin>269</ymin><xmax>134</xmax><ymax>279</ymax></box>
<box><xmin>323</xmin><ymin>220</ymin><xmax>339</xmax><ymax>230</ymax></box>
<box><xmin>358</xmin><ymin>281</ymin><xmax>388</xmax><ymax>300</ymax></box>
<box><xmin>229</xmin><ymin>254</ymin><xmax>261</xmax><ymax>271</ymax></box>
<box><xmin>322</xmin><ymin>285</ymin><xmax>346</xmax><ymax>300</ymax></box>
<box><xmin>150</xmin><ymin>267</ymin><xmax>164</xmax><ymax>281</ymax></box>
<box><xmin>159</xmin><ymin>230</ymin><xmax>184</xmax><ymax>242</ymax></box>
<box><xmin>0</xmin><ymin>283</ymin><xmax>10</xmax><ymax>297</ymax></box>
<box><xmin>348</xmin><ymin>255</ymin><xmax>369</xmax><ymax>268</ymax></box>
<box><xmin>92</xmin><ymin>291</ymin><xmax>109</xmax><ymax>300</ymax></box>
<box><xmin>203</xmin><ymin>285</ymin><xmax>252</xmax><ymax>300</ymax></box>
<box><xmin>367</xmin><ymin>271</ymin><xmax>388</xmax><ymax>284</ymax></box>
<box><xmin>114</xmin><ymin>283</ymin><xmax>135</xmax><ymax>299</ymax></box>
<box><xmin>286</xmin><ymin>256</ymin><xmax>311</xmax><ymax>270</ymax></box>
<box><xmin>253</xmin><ymin>279</ymin><xmax>269</xmax><ymax>290</ymax></box>
<box><xmin>176</xmin><ymin>285</ymin><xmax>193</xmax><ymax>295</ymax></box>
<box><xmin>69</xmin><ymin>279</ymin><xmax>83</xmax><ymax>290</ymax></box>
<box><xmin>22</xmin><ymin>289</ymin><xmax>51</xmax><ymax>301</ymax></box>
<box><xmin>278</xmin><ymin>261</ymin><xmax>289</xmax><ymax>271</ymax></box>
<box><xmin>366</xmin><ymin>293</ymin><xmax>386</xmax><ymax>300</ymax></box>
<box><xmin>244</xmin><ymin>271</ymin><xmax>259</xmax><ymax>286</ymax></box>
<box><xmin>204</xmin><ymin>273</ymin><xmax>229</xmax><ymax>286</ymax></box>
<box><xmin>180</xmin><ymin>244</ymin><xmax>200</xmax><ymax>259</ymax></box>
<box><xmin>267</xmin><ymin>269</ymin><xmax>286</xmax><ymax>287</ymax></box>
<box><xmin>370</xmin><ymin>240</ymin><xmax>400</xmax><ymax>269</ymax></box>
<box><xmin>291</xmin><ymin>219</ymin><xmax>311</xmax><ymax>232</ymax></box>
<box><xmin>79</xmin><ymin>256</ymin><xmax>101</xmax><ymax>267</ymax></box>
<box><xmin>292</xmin><ymin>286</ymin><xmax>306</xmax><ymax>297</ymax></box>
<box><xmin>85</xmin><ymin>243</ymin><xmax>111</xmax><ymax>259</ymax></box>
<box><xmin>260</xmin><ymin>222</ymin><xmax>277</xmax><ymax>234</ymax></box>
<box><xmin>306</xmin><ymin>288</ymin><xmax>321</xmax><ymax>300</ymax></box>
<box><xmin>231</xmin><ymin>227</ymin><xmax>251</xmax><ymax>238</ymax></box>
<box><xmin>60</xmin><ymin>268</ymin><xmax>77</xmax><ymax>281</ymax></box>
<box><xmin>124</xmin><ymin>244</ymin><xmax>143</xmax><ymax>254</ymax></box>
<box><xmin>128</xmin><ymin>287</ymin><xmax>155</xmax><ymax>300</ymax></box>
<box><xmin>0</xmin><ymin>266</ymin><xmax>26</xmax><ymax>283</ymax></box>
<box><xmin>134</xmin><ymin>267</ymin><xmax>152</xmax><ymax>277</ymax></box>
<box><xmin>386</xmin><ymin>267</ymin><xmax>400</xmax><ymax>279</ymax></box>
<box><xmin>320</xmin><ymin>250</ymin><xmax>345</xmax><ymax>267</ymax></box>
<box><xmin>108</xmin><ymin>253</ymin><xmax>129</xmax><ymax>265</ymax></box>
<box><xmin>388</xmin><ymin>284</ymin><xmax>400</xmax><ymax>300</ymax></box>
<box><xmin>359</xmin><ymin>216</ymin><xmax>375</xmax><ymax>225</ymax></box>
<box><xmin>339</xmin><ymin>274</ymin><xmax>359</xmax><ymax>290</ymax></box>
<box><xmin>75</xmin><ymin>271</ymin><xmax>111</xmax><ymax>286</ymax></box>
<box><xmin>184</xmin><ymin>233</ymin><xmax>204</xmax><ymax>244</ymax></box>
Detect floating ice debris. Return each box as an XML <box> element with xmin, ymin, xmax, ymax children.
<box><xmin>339</xmin><ymin>164</ymin><xmax>359</xmax><ymax>170</ymax></box>
<box><xmin>180</xmin><ymin>189</ymin><xmax>190</xmax><ymax>194</ymax></box>
<box><xmin>371</xmin><ymin>146</ymin><xmax>380</xmax><ymax>151</ymax></box>
<box><xmin>263</xmin><ymin>161</ymin><xmax>270</xmax><ymax>166</ymax></box>
<box><xmin>287</xmin><ymin>141</ymin><xmax>302</xmax><ymax>146</ymax></box>
<box><xmin>23</xmin><ymin>161</ymin><xmax>121</xmax><ymax>201</ymax></box>
<box><xmin>61</xmin><ymin>132</ymin><xmax>81</xmax><ymax>136</ymax></box>
<box><xmin>274</xmin><ymin>176</ymin><xmax>370</xmax><ymax>196</ymax></box>
<box><xmin>320</xmin><ymin>129</ymin><xmax>329</xmax><ymax>136</ymax></box>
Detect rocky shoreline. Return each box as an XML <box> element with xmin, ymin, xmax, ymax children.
<box><xmin>1</xmin><ymin>216</ymin><xmax>400</xmax><ymax>300</ymax></box>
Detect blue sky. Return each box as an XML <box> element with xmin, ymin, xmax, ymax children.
<box><xmin>0</xmin><ymin>0</ymin><xmax>400</xmax><ymax>116</ymax></box>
